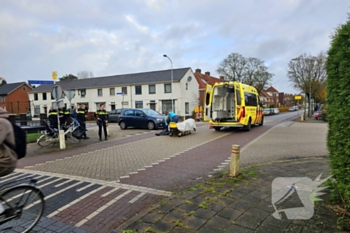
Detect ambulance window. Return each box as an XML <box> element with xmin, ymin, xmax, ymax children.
<box><xmin>206</xmin><ymin>93</ymin><xmax>210</xmax><ymax>105</ymax></box>
<box><xmin>236</xmin><ymin>89</ymin><xmax>241</xmax><ymax>105</ymax></box>
<box><xmin>244</xmin><ymin>92</ymin><xmax>257</xmax><ymax>106</ymax></box>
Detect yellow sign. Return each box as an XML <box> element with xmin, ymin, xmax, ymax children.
<box><xmin>295</xmin><ymin>95</ymin><xmax>302</xmax><ymax>100</ymax></box>
<box><xmin>52</xmin><ymin>71</ymin><xmax>58</xmax><ymax>80</ymax></box>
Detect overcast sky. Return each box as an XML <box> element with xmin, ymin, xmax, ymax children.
<box><xmin>1</xmin><ymin>0</ymin><xmax>348</xmax><ymax>94</ymax></box>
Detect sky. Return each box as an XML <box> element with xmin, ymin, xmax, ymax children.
<box><xmin>0</xmin><ymin>0</ymin><xmax>349</xmax><ymax>94</ymax></box>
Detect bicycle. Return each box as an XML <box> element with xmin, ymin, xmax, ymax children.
<box><xmin>37</xmin><ymin>119</ymin><xmax>84</xmax><ymax>147</ymax></box>
<box><xmin>0</xmin><ymin>176</ymin><xmax>45</xmax><ymax>232</ymax></box>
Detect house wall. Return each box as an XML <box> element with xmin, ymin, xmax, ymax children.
<box><xmin>0</xmin><ymin>84</ymin><xmax>31</xmax><ymax>115</ymax></box>
<box><xmin>29</xmin><ymin>70</ymin><xmax>199</xmax><ymax>118</ymax></box>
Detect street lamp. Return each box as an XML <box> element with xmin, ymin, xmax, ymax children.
<box><xmin>163</xmin><ymin>54</ymin><xmax>174</xmax><ymax>113</ymax></box>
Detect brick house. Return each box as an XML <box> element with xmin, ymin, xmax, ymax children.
<box><xmin>265</xmin><ymin>86</ymin><xmax>279</xmax><ymax>107</ymax></box>
<box><xmin>193</xmin><ymin>69</ymin><xmax>223</xmax><ymax>115</ymax></box>
<box><xmin>0</xmin><ymin>82</ymin><xmax>33</xmax><ymax>115</ymax></box>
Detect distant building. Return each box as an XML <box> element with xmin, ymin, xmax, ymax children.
<box><xmin>0</xmin><ymin>82</ymin><xmax>33</xmax><ymax>115</ymax></box>
<box><xmin>28</xmin><ymin>68</ymin><xmax>199</xmax><ymax>118</ymax></box>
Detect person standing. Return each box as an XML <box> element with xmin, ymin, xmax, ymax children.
<box><xmin>164</xmin><ymin>110</ymin><xmax>178</xmax><ymax>123</ymax></box>
<box><xmin>48</xmin><ymin>106</ymin><xmax>58</xmax><ymax>129</ymax></box>
<box><xmin>77</xmin><ymin>104</ymin><xmax>89</xmax><ymax>139</ymax></box>
<box><xmin>58</xmin><ymin>107</ymin><xmax>65</xmax><ymax>127</ymax></box>
<box><xmin>95</xmin><ymin>104</ymin><xmax>108</xmax><ymax>141</ymax></box>
<box><xmin>71</xmin><ymin>105</ymin><xmax>79</xmax><ymax>128</ymax></box>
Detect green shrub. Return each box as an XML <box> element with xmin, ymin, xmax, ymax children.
<box><xmin>326</xmin><ymin>16</ymin><xmax>350</xmax><ymax>211</ymax></box>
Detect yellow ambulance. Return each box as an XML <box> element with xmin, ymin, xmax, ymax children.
<box><xmin>204</xmin><ymin>81</ymin><xmax>264</xmax><ymax>131</ymax></box>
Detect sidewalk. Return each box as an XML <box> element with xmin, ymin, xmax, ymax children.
<box><xmin>118</xmin><ymin>120</ymin><xmax>346</xmax><ymax>233</ymax></box>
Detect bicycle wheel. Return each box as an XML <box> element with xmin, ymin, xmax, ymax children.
<box><xmin>0</xmin><ymin>185</ymin><xmax>45</xmax><ymax>233</ymax></box>
<box><xmin>66</xmin><ymin>132</ymin><xmax>81</xmax><ymax>143</ymax></box>
<box><xmin>37</xmin><ymin>134</ymin><xmax>57</xmax><ymax>147</ymax></box>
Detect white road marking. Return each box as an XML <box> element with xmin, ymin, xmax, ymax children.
<box><xmin>76</xmin><ymin>183</ymin><xmax>95</xmax><ymax>192</ymax></box>
<box><xmin>101</xmin><ymin>187</ymin><xmax>119</xmax><ymax>197</ymax></box>
<box><xmin>129</xmin><ymin>192</ymin><xmax>145</xmax><ymax>203</ymax></box>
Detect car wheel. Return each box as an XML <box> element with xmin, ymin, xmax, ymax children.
<box><xmin>119</xmin><ymin>121</ymin><xmax>127</xmax><ymax>130</ymax></box>
<box><xmin>214</xmin><ymin>127</ymin><xmax>221</xmax><ymax>131</ymax></box>
<box><xmin>259</xmin><ymin>116</ymin><xmax>264</xmax><ymax>126</ymax></box>
<box><xmin>245</xmin><ymin>119</ymin><xmax>252</xmax><ymax>131</ymax></box>
<box><xmin>147</xmin><ymin>121</ymin><xmax>155</xmax><ymax>130</ymax></box>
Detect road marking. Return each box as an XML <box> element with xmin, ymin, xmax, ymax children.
<box><xmin>16</xmin><ymin>169</ymin><xmax>172</xmax><ymax>196</ymax></box>
<box><xmin>47</xmin><ymin>186</ymin><xmax>106</xmax><ymax>218</ymax></box>
<box><xmin>129</xmin><ymin>192</ymin><xmax>145</xmax><ymax>203</ymax></box>
<box><xmin>101</xmin><ymin>187</ymin><xmax>119</xmax><ymax>197</ymax></box>
<box><xmin>77</xmin><ymin>183</ymin><xmax>95</xmax><ymax>192</ymax></box>
<box><xmin>54</xmin><ymin>179</ymin><xmax>73</xmax><ymax>187</ymax></box>
<box><xmin>75</xmin><ymin>190</ymin><xmax>133</xmax><ymax>227</ymax></box>
<box><xmin>0</xmin><ymin>173</ymin><xmax>29</xmax><ymax>183</ymax></box>
<box><xmin>38</xmin><ymin>178</ymin><xmax>64</xmax><ymax>188</ymax></box>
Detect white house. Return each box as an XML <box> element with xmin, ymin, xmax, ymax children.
<box><xmin>28</xmin><ymin>67</ymin><xmax>199</xmax><ymax>118</ymax></box>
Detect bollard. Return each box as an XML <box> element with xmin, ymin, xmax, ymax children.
<box><xmin>229</xmin><ymin>145</ymin><xmax>240</xmax><ymax>177</ymax></box>
<box><xmin>300</xmin><ymin>114</ymin><xmax>304</xmax><ymax>122</ymax></box>
<box><xmin>107</xmin><ymin>125</ymin><xmax>110</xmax><ymax>136</ymax></box>
<box><xmin>59</xmin><ymin>130</ymin><xmax>66</xmax><ymax>149</ymax></box>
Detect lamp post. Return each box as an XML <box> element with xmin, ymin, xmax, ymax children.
<box><xmin>163</xmin><ymin>54</ymin><xmax>174</xmax><ymax>113</ymax></box>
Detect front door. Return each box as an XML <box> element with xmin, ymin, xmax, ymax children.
<box><xmin>150</xmin><ymin>103</ymin><xmax>156</xmax><ymax>111</ymax></box>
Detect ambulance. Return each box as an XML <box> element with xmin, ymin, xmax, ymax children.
<box><xmin>204</xmin><ymin>81</ymin><xmax>264</xmax><ymax>131</ymax></box>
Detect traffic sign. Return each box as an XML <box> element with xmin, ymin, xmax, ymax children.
<box><xmin>295</xmin><ymin>95</ymin><xmax>302</xmax><ymax>100</ymax></box>
<box><xmin>52</xmin><ymin>71</ymin><xmax>58</xmax><ymax>81</ymax></box>
<box><xmin>52</xmin><ymin>100</ymin><xmax>65</xmax><ymax>109</ymax></box>
<box><xmin>52</xmin><ymin>85</ymin><xmax>64</xmax><ymax>100</ymax></box>
<box><xmin>28</xmin><ymin>80</ymin><xmax>55</xmax><ymax>85</ymax></box>
<box><xmin>116</xmin><ymin>92</ymin><xmax>124</xmax><ymax>95</ymax></box>
<box><xmin>64</xmin><ymin>90</ymin><xmax>75</xmax><ymax>101</ymax></box>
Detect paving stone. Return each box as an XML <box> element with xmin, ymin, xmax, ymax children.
<box><xmin>255</xmin><ymin>224</ymin><xmax>282</xmax><ymax>233</ymax></box>
<box><xmin>253</xmin><ymin>200</ymin><xmax>275</xmax><ymax>213</ymax></box>
<box><xmin>171</xmin><ymin>226</ymin><xmax>196</xmax><ymax>233</ymax></box>
<box><xmin>229</xmin><ymin>200</ymin><xmax>252</xmax><ymax>212</ymax></box>
<box><xmin>217</xmin><ymin>195</ymin><xmax>236</xmax><ymax>205</ymax></box>
<box><xmin>181</xmin><ymin>215</ymin><xmax>207</xmax><ymax>230</ymax></box>
<box><xmin>191</xmin><ymin>196</ymin><xmax>207</xmax><ymax>205</ymax></box>
<box><xmin>194</xmin><ymin>208</ymin><xmax>217</xmax><ymax>220</ymax></box>
<box><xmin>197</xmin><ymin>224</ymin><xmax>223</xmax><ymax>233</ymax></box>
<box><xmin>226</xmin><ymin>224</ymin><xmax>255</xmax><ymax>233</ymax></box>
<box><xmin>235</xmin><ymin>214</ymin><xmax>261</xmax><ymax>230</ymax></box>
<box><xmin>207</xmin><ymin>201</ymin><xmax>226</xmax><ymax>212</ymax></box>
<box><xmin>124</xmin><ymin>221</ymin><xmax>154</xmax><ymax>232</ymax></box>
<box><xmin>153</xmin><ymin>219</ymin><xmax>175</xmax><ymax>232</ymax></box>
<box><xmin>205</xmin><ymin>215</ymin><xmax>233</xmax><ymax>231</ymax></box>
<box><xmin>244</xmin><ymin>207</ymin><xmax>270</xmax><ymax>221</ymax></box>
<box><xmin>235</xmin><ymin>186</ymin><xmax>255</xmax><ymax>194</ymax></box>
<box><xmin>141</xmin><ymin>211</ymin><xmax>165</xmax><ymax>224</ymax></box>
<box><xmin>218</xmin><ymin>207</ymin><xmax>243</xmax><ymax>220</ymax></box>
<box><xmin>164</xmin><ymin>209</ymin><xmax>187</xmax><ymax>221</ymax></box>
<box><xmin>239</xmin><ymin>194</ymin><xmax>261</xmax><ymax>204</ymax></box>
<box><xmin>157</xmin><ymin>204</ymin><xmax>174</xmax><ymax>214</ymax></box>
<box><xmin>230</xmin><ymin>191</ymin><xmax>246</xmax><ymax>198</ymax></box>
<box><xmin>285</xmin><ymin>224</ymin><xmax>303</xmax><ymax>233</ymax></box>
<box><xmin>248</xmin><ymin>190</ymin><xmax>270</xmax><ymax>199</ymax></box>
<box><xmin>262</xmin><ymin>215</ymin><xmax>292</xmax><ymax>229</ymax></box>
<box><xmin>177</xmin><ymin>203</ymin><xmax>198</xmax><ymax>212</ymax></box>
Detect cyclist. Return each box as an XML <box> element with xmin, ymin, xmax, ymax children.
<box><xmin>0</xmin><ymin>108</ymin><xmax>17</xmax><ymax>213</ymax></box>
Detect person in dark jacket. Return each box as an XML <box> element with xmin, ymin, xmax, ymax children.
<box><xmin>71</xmin><ymin>105</ymin><xmax>79</xmax><ymax>128</ymax></box>
<box><xmin>48</xmin><ymin>106</ymin><xmax>58</xmax><ymax>129</ymax></box>
<box><xmin>94</xmin><ymin>104</ymin><xmax>109</xmax><ymax>141</ymax></box>
<box><xmin>77</xmin><ymin>104</ymin><xmax>89</xmax><ymax>139</ymax></box>
<box><xmin>58</xmin><ymin>107</ymin><xmax>65</xmax><ymax>127</ymax></box>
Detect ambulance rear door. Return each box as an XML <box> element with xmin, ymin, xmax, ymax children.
<box><xmin>204</xmin><ymin>84</ymin><xmax>212</xmax><ymax>122</ymax></box>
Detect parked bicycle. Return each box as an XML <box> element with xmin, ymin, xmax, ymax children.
<box><xmin>0</xmin><ymin>176</ymin><xmax>45</xmax><ymax>232</ymax></box>
<box><xmin>37</xmin><ymin>119</ymin><xmax>85</xmax><ymax>147</ymax></box>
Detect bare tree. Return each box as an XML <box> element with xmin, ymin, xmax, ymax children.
<box><xmin>0</xmin><ymin>77</ymin><xmax>6</xmax><ymax>86</ymax></box>
<box><xmin>217</xmin><ymin>53</ymin><xmax>273</xmax><ymax>94</ymax></box>
<box><xmin>77</xmin><ymin>70</ymin><xmax>94</xmax><ymax>79</ymax></box>
<box><xmin>288</xmin><ymin>52</ymin><xmax>327</xmax><ymax>99</ymax></box>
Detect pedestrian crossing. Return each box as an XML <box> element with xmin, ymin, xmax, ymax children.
<box><xmin>0</xmin><ymin>170</ymin><xmax>171</xmax><ymax>232</ymax></box>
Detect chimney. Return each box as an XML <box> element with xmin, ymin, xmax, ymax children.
<box><xmin>195</xmin><ymin>68</ymin><xmax>201</xmax><ymax>73</ymax></box>
<box><xmin>220</xmin><ymin>76</ymin><xmax>225</xmax><ymax>80</ymax></box>
<box><xmin>205</xmin><ymin>71</ymin><xmax>210</xmax><ymax>76</ymax></box>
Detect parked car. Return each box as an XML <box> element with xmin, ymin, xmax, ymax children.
<box><xmin>272</xmin><ymin>108</ymin><xmax>280</xmax><ymax>115</ymax></box>
<box><xmin>108</xmin><ymin>108</ymin><xmax>123</xmax><ymax>122</ymax></box>
<box><xmin>263</xmin><ymin>108</ymin><xmax>272</xmax><ymax>116</ymax></box>
<box><xmin>118</xmin><ymin>108</ymin><xmax>165</xmax><ymax>130</ymax></box>
<box><xmin>289</xmin><ymin>106</ymin><xmax>298</xmax><ymax>111</ymax></box>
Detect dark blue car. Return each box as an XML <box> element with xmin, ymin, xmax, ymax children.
<box><xmin>118</xmin><ymin>108</ymin><xmax>165</xmax><ymax>130</ymax></box>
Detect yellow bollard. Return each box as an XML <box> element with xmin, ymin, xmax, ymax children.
<box><xmin>229</xmin><ymin>145</ymin><xmax>240</xmax><ymax>177</ymax></box>
<box><xmin>300</xmin><ymin>114</ymin><xmax>304</xmax><ymax>122</ymax></box>
<box><xmin>59</xmin><ymin>130</ymin><xmax>66</xmax><ymax>149</ymax></box>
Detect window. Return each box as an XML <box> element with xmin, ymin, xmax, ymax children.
<box><xmin>80</xmin><ymin>89</ymin><xmax>86</xmax><ymax>97</ymax></box>
<box><xmin>34</xmin><ymin>106</ymin><xmax>40</xmax><ymax>117</ymax></box>
<box><xmin>135</xmin><ymin>110</ymin><xmax>144</xmax><ymax>116</ymax></box>
<box><xmin>0</xmin><ymin>96</ymin><xmax>5</xmax><ymax>103</ymax></box>
<box><xmin>135</xmin><ymin>86</ymin><xmax>142</xmax><ymax>95</ymax></box>
<box><xmin>34</xmin><ymin>93</ymin><xmax>38</xmax><ymax>101</ymax></box>
<box><xmin>236</xmin><ymin>89</ymin><xmax>241</xmax><ymax>105</ymax></box>
<box><xmin>110</xmin><ymin>88</ymin><xmax>115</xmax><ymax>96</ymax></box>
<box><xmin>124</xmin><ymin>109</ymin><xmax>134</xmax><ymax>116</ymax></box>
<box><xmin>98</xmin><ymin>89</ymin><xmax>103</xmax><ymax>96</ymax></box>
<box><xmin>244</xmin><ymin>92</ymin><xmax>258</xmax><ymax>106</ymax></box>
<box><xmin>186</xmin><ymin>83</ymin><xmax>188</xmax><ymax>90</ymax></box>
<box><xmin>135</xmin><ymin>101</ymin><xmax>143</xmax><ymax>108</ymax></box>
<box><xmin>162</xmin><ymin>100</ymin><xmax>175</xmax><ymax>113</ymax></box>
<box><xmin>164</xmin><ymin>84</ymin><xmax>171</xmax><ymax>93</ymax></box>
<box><xmin>185</xmin><ymin>102</ymin><xmax>189</xmax><ymax>114</ymax></box>
<box><xmin>22</xmin><ymin>86</ymin><xmax>26</xmax><ymax>91</ymax></box>
<box><xmin>149</xmin><ymin>85</ymin><xmax>156</xmax><ymax>94</ymax></box>
<box><xmin>122</xmin><ymin>87</ymin><xmax>127</xmax><ymax>95</ymax></box>
<box><xmin>43</xmin><ymin>93</ymin><xmax>47</xmax><ymax>100</ymax></box>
